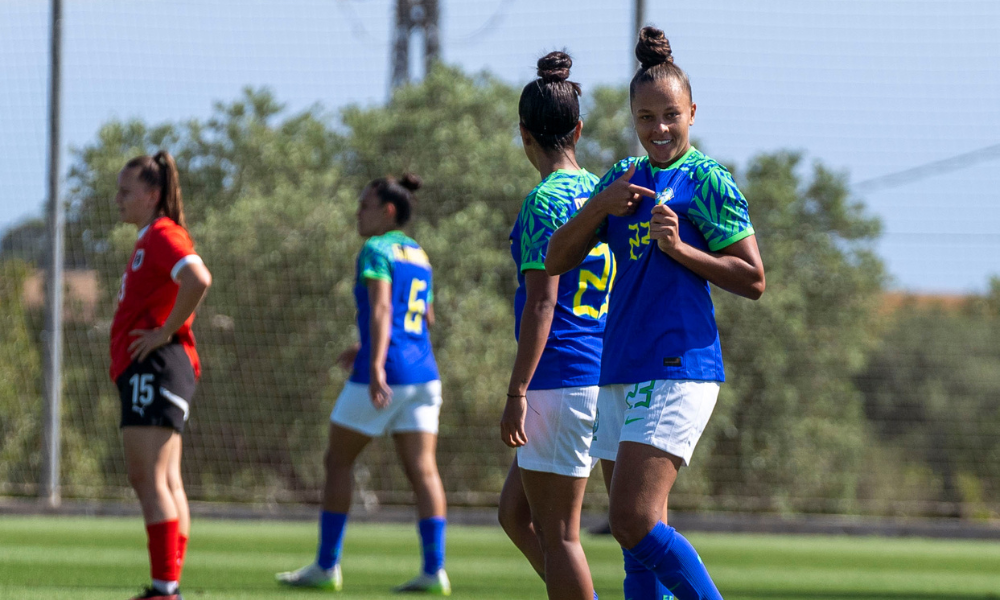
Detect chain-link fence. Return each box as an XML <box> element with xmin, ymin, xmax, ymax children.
<box><xmin>2</xmin><ymin>0</ymin><xmax>999</xmax><ymax>519</ymax></box>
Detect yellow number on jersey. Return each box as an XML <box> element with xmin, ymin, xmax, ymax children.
<box><xmin>628</xmin><ymin>221</ymin><xmax>651</xmax><ymax>260</ymax></box>
<box><xmin>404</xmin><ymin>278</ymin><xmax>428</xmax><ymax>334</ymax></box>
<box><xmin>573</xmin><ymin>244</ymin><xmax>615</xmax><ymax>319</ymax></box>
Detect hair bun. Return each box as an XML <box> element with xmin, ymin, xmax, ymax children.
<box><xmin>635</xmin><ymin>27</ymin><xmax>673</xmax><ymax>70</ymax></box>
<box><xmin>399</xmin><ymin>172</ymin><xmax>422</xmax><ymax>192</ymax></box>
<box><xmin>537</xmin><ymin>51</ymin><xmax>572</xmax><ymax>83</ymax></box>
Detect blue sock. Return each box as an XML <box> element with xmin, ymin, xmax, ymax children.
<box><xmin>628</xmin><ymin>523</ymin><xmax>721</xmax><ymax>600</ymax></box>
<box><xmin>623</xmin><ymin>548</ymin><xmax>674</xmax><ymax>600</ymax></box>
<box><xmin>418</xmin><ymin>517</ymin><xmax>446</xmax><ymax>575</ymax></box>
<box><xmin>594</xmin><ymin>591</ymin><xmax>600</xmax><ymax>600</ymax></box>
<box><xmin>316</xmin><ymin>511</ymin><xmax>348</xmax><ymax>570</ymax></box>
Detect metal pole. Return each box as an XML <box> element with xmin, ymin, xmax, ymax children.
<box><xmin>390</xmin><ymin>0</ymin><xmax>411</xmax><ymax>91</ymax></box>
<box><xmin>630</xmin><ymin>0</ymin><xmax>646</xmax><ymax>157</ymax></box>
<box><xmin>633</xmin><ymin>0</ymin><xmax>645</xmax><ymax>71</ymax></box>
<box><xmin>422</xmin><ymin>0</ymin><xmax>440</xmax><ymax>77</ymax></box>
<box><xmin>42</xmin><ymin>0</ymin><xmax>64</xmax><ymax>508</ymax></box>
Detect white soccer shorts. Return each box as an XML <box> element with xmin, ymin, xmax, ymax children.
<box><xmin>516</xmin><ymin>385</ymin><xmax>599</xmax><ymax>478</ymax></box>
<box><xmin>330</xmin><ymin>380</ymin><xmax>442</xmax><ymax>437</ymax></box>
<box><xmin>590</xmin><ymin>379</ymin><xmax>720</xmax><ymax>466</ymax></box>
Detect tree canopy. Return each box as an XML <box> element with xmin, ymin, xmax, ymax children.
<box><xmin>2</xmin><ymin>64</ymin><xmax>997</xmax><ymax>515</ymax></box>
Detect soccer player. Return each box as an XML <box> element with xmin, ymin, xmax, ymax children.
<box><xmin>112</xmin><ymin>151</ymin><xmax>212</xmax><ymax>600</ymax></box>
<box><xmin>546</xmin><ymin>27</ymin><xmax>766</xmax><ymax>600</ymax></box>
<box><xmin>497</xmin><ymin>51</ymin><xmax>609</xmax><ymax>600</ymax></box>
<box><xmin>276</xmin><ymin>173</ymin><xmax>450</xmax><ymax>595</ymax></box>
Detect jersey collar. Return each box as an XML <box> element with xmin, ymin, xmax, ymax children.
<box><xmin>137</xmin><ymin>216</ymin><xmax>167</xmax><ymax>240</ymax></box>
<box><xmin>649</xmin><ymin>146</ymin><xmax>697</xmax><ymax>174</ymax></box>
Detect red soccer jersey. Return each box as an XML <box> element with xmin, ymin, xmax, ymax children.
<box><xmin>109</xmin><ymin>217</ymin><xmax>202</xmax><ymax>382</ymax></box>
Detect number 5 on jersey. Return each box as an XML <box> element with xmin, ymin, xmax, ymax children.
<box><xmin>404</xmin><ymin>278</ymin><xmax>429</xmax><ymax>334</ymax></box>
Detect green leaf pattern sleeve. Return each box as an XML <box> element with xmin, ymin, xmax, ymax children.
<box><xmin>359</xmin><ymin>239</ymin><xmax>393</xmax><ymax>282</ymax></box>
<box><xmin>688</xmin><ymin>163</ymin><xmax>755</xmax><ymax>252</ymax></box>
<box><xmin>519</xmin><ymin>187</ymin><xmax>570</xmax><ymax>272</ymax></box>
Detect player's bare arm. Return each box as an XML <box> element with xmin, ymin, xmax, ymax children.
<box><xmin>366</xmin><ymin>277</ymin><xmax>393</xmax><ymax>409</ymax></box>
<box><xmin>129</xmin><ymin>253</ymin><xmax>212</xmax><ymax>363</ymax></box>
<box><xmin>649</xmin><ymin>202</ymin><xmax>765</xmax><ymax>300</ymax></box>
<box><xmin>546</xmin><ymin>163</ymin><xmax>653</xmax><ymax>275</ymax></box>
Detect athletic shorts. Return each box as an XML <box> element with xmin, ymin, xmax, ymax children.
<box><xmin>590</xmin><ymin>379</ymin><xmax>720</xmax><ymax>466</ymax></box>
<box><xmin>117</xmin><ymin>343</ymin><xmax>196</xmax><ymax>434</ymax></box>
<box><xmin>330</xmin><ymin>380</ymin><xmax>442</xmax><ymax>437</ymax></box>
<box><xmin>516</xmin><ymin>385</ymin><xmax>599</xmax><ymax>478</ymax></box>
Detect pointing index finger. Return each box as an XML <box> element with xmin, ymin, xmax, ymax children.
<box><xmin>628</xmin><ymin>184</ymin><xmax>656</xmax><ymax>199</ymax></box>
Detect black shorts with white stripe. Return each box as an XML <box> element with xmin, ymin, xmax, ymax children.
<box><xmin>117</xmin><ymin>342</ymin><xmax>196</xmax><ymax>434</ymax></box>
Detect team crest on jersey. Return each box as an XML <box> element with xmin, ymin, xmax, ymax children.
<box><xmin>656</xmin><ymin>187</ymin><xmax>675</xmax><ymax>205</ymax></box>
<box><xmin>132</xmin><ymin>249</ymin><xmax>144</xmax><ymax>271</ymax></box>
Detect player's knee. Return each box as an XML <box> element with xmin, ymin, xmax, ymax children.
<box><xmin>535</xmin><ymin>517</ymin><xmax>577</xmax><ymax>548</ymax></box>
<box><xmin>324</xmin><ymin>447</ymin><xmax>353</xmax><ymax>473</ymax></box>
<box><xmin>608</xmin><ymin>504</ymin><xmax>653</xmax><ymax>550</ymax></box>
<box><xmin>167</xmin><ymin>473</ymin><xmax>184</xmax><ymax>495</ymax></box>
<box><xmin>403</xmin><ymin>458</ymin><xmax>439</xmax><ymax>485</ymax></box>
<box><xmin>497</xmin><ymin>494</ymin><xmax>520</xmax><ymax>534</ymax></box>
<box><xmin>126</xmin><ymin>465</ymin><xmax>152</xmax><ymax>493</ymax></box>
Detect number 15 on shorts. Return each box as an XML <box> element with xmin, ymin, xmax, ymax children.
<box><xmin>129</xmin><ymin>373</ymin><xmax>155</xmax><ymax>417</ymax></box>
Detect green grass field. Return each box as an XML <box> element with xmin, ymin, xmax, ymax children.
<box><xmin>1</xmin><ymin>516</ymin><xmax>998</xmax><ymax>599</ymax></box>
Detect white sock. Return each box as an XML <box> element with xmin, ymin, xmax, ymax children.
<box><xmin>152</xmin><ymin>579</ymin><xmax>178</xmax><ymax>594</ymax></box>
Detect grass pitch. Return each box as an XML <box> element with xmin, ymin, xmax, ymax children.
<box><xmin>1</xmin><ymin>515</ymin><xmax>998</xmax><ymax>599</ymax></box>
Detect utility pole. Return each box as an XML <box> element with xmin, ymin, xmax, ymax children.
<box><xmin>633</xmin><ymin>0</ymin><xmax>646</xmax><ymax>71</ymax></box>
<box><xmin>631</xmin><ymin>0</ymin><xmax>647</xmax><ymax>157</ymax></box>
<box><xmin>42</xmin><ymin>0</ymin><xmax>64</xmax><ymax>508</ymax></box>
<box><xmin>390</xmin><ymin>0</ymin><xmax>440</xmax><ymax>90</ymax></box>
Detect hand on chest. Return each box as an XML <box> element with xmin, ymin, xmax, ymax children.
<box><xmin>608</xmin><ymin>167</ymin><xmax>698</xmax><ymax>261</ymax></box>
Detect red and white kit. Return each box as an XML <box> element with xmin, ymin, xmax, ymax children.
<box><xmin>110</xmin><ymin>216</ymin><xmax>203</xmax><ymax>382</ymax></box>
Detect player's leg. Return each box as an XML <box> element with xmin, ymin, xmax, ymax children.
<box><xmin>603</xmin><ymin>460</ymin><xmax>673</xmax><ymax>600</ymax></box>
<box><xmin>323</xmin><ymin>423</ymin><xmax>374</xmax><ymax>513</ymax></box>
<box><xmin>521</xmin><ymin>469</ymin><xmax>593</xmax><ymax>600</ymax></box>
<box><xmin>277</xmin><ymin>422</ymin><xmax>371</xmax><ymax>590</ymax></box>
<box><xmin>165</xmin><ymin>435</ymin><xmax>189</xmax><ymax>582</ymax></box>
<box><xmin>608</xmin><ymin>379</ymin><xmax>722</xmax><ymax>600</ymax></box>
<box><xmin>392</xmin><ymin>430</ymin><xmax>450</xmax><ymax>594</ymax></box>
<box><xmin>278</xmin><ymin>380</ymin><xmax>390</xmax><ymax>589</ymax></box>
<box><xmin>498</xmin><ymin>457</ymin><xmax>546</xmax><ymax>580</ymax></box>
<box><xmin>124</xmin><ymin>426</ymin><xmax>181</xmax><ymax>596</ymax></box>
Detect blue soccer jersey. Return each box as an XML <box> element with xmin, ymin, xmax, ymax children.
<box><xmin>350</xmin><ymin>230</ymin><xmax>439</xmax><ymax>385</ymax></box>
<box><xmin>592</xmin><ymin>148</ymin><xmax>755</xmax><ymax>385</ymax></box>
<box><xmin>510</xmin><ymin>169</ymin><xmax>612</xmax><ymax>390</ymax></box>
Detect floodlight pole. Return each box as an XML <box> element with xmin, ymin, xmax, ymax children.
<box><xmin>41</xmin><ymin>0</ymin><xmax>64</xmax><ymax>508</ymax></box>
<box><xmin>390</xmin><ymin>0</ymin><xmax>440</xmax><ymax>91</ymax></box>
<box><xmin>630</xmin><ymin>0</ymin><xmax>646</xmax><ymax>157</ymax></box>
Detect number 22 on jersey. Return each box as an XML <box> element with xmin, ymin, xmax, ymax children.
<box><xmin>573</xmin><ymin>244</ymin><xmax>615</xmax><ymax>319</ymax></box>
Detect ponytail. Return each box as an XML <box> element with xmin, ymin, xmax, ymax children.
<box><xmin>125</xmin><ymin>150</ymin><xmax>187</xmax><ymax>229</ymax></box>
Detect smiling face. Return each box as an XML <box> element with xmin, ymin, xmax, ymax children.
<box><xmin>355</xmin><ymin>187</ymin><xmax>397</xmax><ymax>238</ymax></box>
<box><xmin>631</xmin><ymin>77</ymin><xmax>696</xmax><ymax>168</ymax></box>
<box><xmin>115</xmin><ymin>166</ymin><xmax>159</xmax><ymax>227</ymax></box>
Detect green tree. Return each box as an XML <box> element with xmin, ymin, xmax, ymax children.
<box><xmin>857</xmin><ymin>286</ymin><xmax>1000</xmax><ymax>516</ymax></box>
<box><xmin>0</xmin><ymin>260</ymin><xmax>42</xmax><ymax>493</ymax></box>
<box><xmin>577</xmin><ymin>85</ymin><xmax>634</xmax><ymax>176</ymax></box>
<box><xmin>682</xmin><ymin>152</ymin><xmax>887</xmax><ymax>513</ymax></box>
<box><xmin>35</xmin><ymin>68</ymin><xmax>908</xmax><ymax>515</ymax></box>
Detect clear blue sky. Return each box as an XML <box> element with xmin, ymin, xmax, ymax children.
<box><xmin>2</xmin><ymin>0</ymin><xmax>998</xmax><ymax>292</ymax></box>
